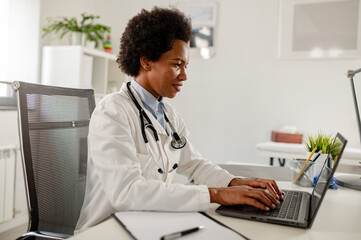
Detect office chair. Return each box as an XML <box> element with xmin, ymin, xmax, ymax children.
<box><xmin>13</xmin><ymin>81</ymin><xmax>96</xmax><ymax>239</ymax></box>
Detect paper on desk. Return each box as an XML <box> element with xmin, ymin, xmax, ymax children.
<box><xmin>113</xmin><ymin>211</ymin><xmax>246</xmax><ymax>240</ymax></box>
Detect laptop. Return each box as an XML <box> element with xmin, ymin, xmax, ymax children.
<box><xmin>216</xmin><ymin>132</ymin><xmax>347</xmax><ymax>229</ymax></box>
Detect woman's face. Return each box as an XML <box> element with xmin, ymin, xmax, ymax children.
<box><xmin>143</xmin><ymin>39</ymin><xmax>189</xmax><ymax>99</ymax></box>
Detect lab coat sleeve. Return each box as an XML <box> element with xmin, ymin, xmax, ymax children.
<box><xmin>170</xmin><ymin>108</ymin><xmax>235</xmax><ymax>188</ymax></box>
<box><xmin>177</xmin><ymin>140</ymin><xmax>235</xmax><ymax>188</ymax></box>
<box><xmin>88</xmin><ymin>96</ymin><xmax>211</xmax><ymax>212</ymax></box>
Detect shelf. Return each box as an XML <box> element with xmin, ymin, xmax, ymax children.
<box><xmin>83</xmin><ymin>47</ymin><xmax>117</xmax><ymax>61</ymax></box>
<box><xmin>41</xmin><ymin>45</ymin><xmax>126</xmax><ymax>97</ymax></box>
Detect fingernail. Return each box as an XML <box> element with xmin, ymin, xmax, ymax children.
<box><xmin>266</xmin><ymin>207</ymin><xmax>270</xmax><ymax>211</ymax></box>
<box><xmin>272</xmin><ymin>204</ymin><xmax>276</xmax><ymax>208</ymax></box>
<box><xmin>276</xmin><ymin>200</ymin><xmax>280</xmax><ymax>204</ymax></box>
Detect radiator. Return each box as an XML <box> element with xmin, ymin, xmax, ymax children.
<box><xmin>0</xmin><ymin>145</ymin><xmax>16</xmax><ymax>223</ymax></box>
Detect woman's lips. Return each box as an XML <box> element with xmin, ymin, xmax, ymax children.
<box><xmin>173</xmin><ymin>83</ymin><xmax>182</xmax><ymax>92</ymax></box>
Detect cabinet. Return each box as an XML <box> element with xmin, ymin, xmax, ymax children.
<box><xmin>41</xmin><ymin>46</ymin><xmax>128</xmax><ymax>99</ymax></box>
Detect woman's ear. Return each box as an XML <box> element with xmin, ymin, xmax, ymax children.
<box><xmin>140</xmin><ymin>56</ymin><xmax>151</xmax><ymax>71</ymax></box>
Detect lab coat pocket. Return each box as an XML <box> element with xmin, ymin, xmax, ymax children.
<box><xmin>136</xmin><ymin>152</ymin><xmax>159</xmax><ymax>180</ymax></box>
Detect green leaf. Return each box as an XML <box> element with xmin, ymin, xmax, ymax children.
<box><xmin>41</xmin><ymin>13</ymin><xmax>111</xmax><ymax>42</ymax></box>
<box><xmin>304</xmin><ymin>131</ymin><xmax>337</xmax><ymax>158</ymax></box>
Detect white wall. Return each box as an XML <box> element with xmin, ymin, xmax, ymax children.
<box><xmin>38</xmin><ymin>0</ymin><xmax>361</xmax><ymax>167</ymax></box>
<box><xmin>170</xmin><ymin>0</ymin><xmax>361</xmax><ymax>164</ymax></box>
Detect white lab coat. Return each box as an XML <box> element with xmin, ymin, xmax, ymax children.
<box><xmin>75</xmin><ymin>82</ymin><xmax>234</xmax><ymax>231</ymax></box>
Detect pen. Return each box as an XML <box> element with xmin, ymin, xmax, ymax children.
<box><xmin>160</xmin><ymin>226</ymin><xmax>204</xmax><ymax>240</ymax></box>
<box><xmin>311</xmin><ymin>150</ymin><xmax>323</xmax><ymax>163</ymax></box>
<box><xmin>293</xmin><ymin>147</ymin><xmax>317</xmax><ymax>183</ymax></box>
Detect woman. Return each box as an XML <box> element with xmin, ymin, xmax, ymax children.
<box><xmin>76</xmin><ymin>7</ymin><xmax>283</xmax><ymax>231</ymax></box>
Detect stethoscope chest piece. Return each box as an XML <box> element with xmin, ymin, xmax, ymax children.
<box><xmin>126</xmin><ymin>81</ymin><xmax>187</xmax><ymax>175</ymax></box>
<box><xmin>126</xmin><ymin>81</ymin><xmax>187</xmax><ymax>150</ymax></box>
<box><xmin>171</xmin><ymin>136</ymin><xmax>187</xmax><ymax>149</ymax></box>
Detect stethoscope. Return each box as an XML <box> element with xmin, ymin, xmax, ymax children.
<box><xmin>126</xmin><ymin>82</ymin><xmax>187</xmax><ymax>174</ymax></box>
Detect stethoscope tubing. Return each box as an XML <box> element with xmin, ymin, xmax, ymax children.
<box><xmin>126</xmin><ymin>81</ymin><xmax>186</xmax><ymax>174</ymax></box>
<box><xmin>127</xmin><ymin>82</ymin><xmax>158</xmax><ymax>143</ymax></box>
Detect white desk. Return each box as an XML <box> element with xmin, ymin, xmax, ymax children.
<box><xmin>71</xmin><ymin>179</ymin><xmax>361</xmax><ymax>240</ymax></box>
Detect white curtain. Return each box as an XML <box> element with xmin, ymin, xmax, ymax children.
<box><xmin>0</xmin><ymin>0</ymin><xmax>40</xmax><ymax>83</ymax></box>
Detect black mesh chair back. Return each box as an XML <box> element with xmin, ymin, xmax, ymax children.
<box><xmin>13</xmin><ymin>81</ymin><xmax>95</xmax><ymax>239</ymax></box>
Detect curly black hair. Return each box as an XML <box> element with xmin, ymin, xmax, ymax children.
<box><xmin>117</xmin><ymin>7</ymin><xmax>192</xmax><ymax>77</ymax></box>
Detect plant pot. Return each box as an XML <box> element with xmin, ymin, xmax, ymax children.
<box><xmin>71</xmin><ymin>32</ymin><xmax>86</xmax><ymax>45</ymax></box>
<box><xmin>85</xmin><ymin>40</ymin><xmax>96</xmax><ymax>49</ymax></box>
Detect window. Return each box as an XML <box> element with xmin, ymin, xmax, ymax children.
<box><xmin>0</xmin><ymin>0</ymin><xmax>40</xmax><ymax>109</ymax></box>
<box><xmin>0</xmin><ymin>82</ymin><xmax>16</xmax><ymax>110</ymax></box>
<box><xmin>279</xmin><ymin>0</ymin><xmax>361</xmax><ymax>59</ymax></box>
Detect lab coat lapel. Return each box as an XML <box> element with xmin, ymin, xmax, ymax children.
<box><xmin>121</xmin><ymin>82</ymin><xmax>168</xmax><ymax>137</ymax></box>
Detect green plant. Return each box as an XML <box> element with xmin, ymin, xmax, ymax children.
<box><xmin>42</xmin><ymin>13</ymin><xmax>111</xmax><ymax>47</ymax></box>
<box><xmin>304</xmin><ymin>132</ymin><xmax>341</xmax><ymax>159</ymax></box>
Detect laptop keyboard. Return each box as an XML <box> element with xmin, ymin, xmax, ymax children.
<box><xmin>257</xmin><ymin>190</ymin><xmax>302</xmax><ymax>220</ymax></box>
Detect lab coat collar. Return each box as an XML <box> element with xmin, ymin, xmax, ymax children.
<box><xmin>121</xmin><ymin>82</ymin><xmax>168</xmax><ymax>136</ymax></box>
<box><xmin>130</xmin><ymin>80</ymin><xmax>161</xmax><ymax>112</ymax></box>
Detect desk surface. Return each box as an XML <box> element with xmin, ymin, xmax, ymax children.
<box><xmin>71</xmin><ymin>180</ymin><xmax>361</xmax><ymax>240</ymax></box>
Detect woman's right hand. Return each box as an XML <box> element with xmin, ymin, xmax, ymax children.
<box><xmin>208</xmin><ymin>185</ymin><xmax>281</xmax><ymax>211</ymax></box>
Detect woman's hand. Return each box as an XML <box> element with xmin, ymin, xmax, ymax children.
<box><xmin>228</xmin><ymin>178</ymin><xmax>284</xmax><ymax>200</ymax></box>
<box><xmin>208</xmin><ymin>185</ymin><xmax>280</xmax><ymax>211</ymax></box>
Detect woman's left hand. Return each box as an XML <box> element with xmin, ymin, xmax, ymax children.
<box><xmin>229</xmin><ymin>178</ymin><xmax>284</xmax><ymax>200</ymax></box>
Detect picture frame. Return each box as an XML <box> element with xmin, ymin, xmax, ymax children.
<box><xmin>278</xmin><ymin>0</ymin><xmax>361</xmax><ymax>59</ymax></box>
<box><xmin>186</xmin><ymin>2</ymin><xmax>217</xmax><ymax>27</ymax></box>
<box><xmin>186</xmin><ymin>2</ymin><xmax>217</xmax><ymax>59</ymax></box>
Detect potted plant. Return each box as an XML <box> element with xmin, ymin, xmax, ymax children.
<box><xmin>42</xmin><ymin>13</ymin><xmax>111</xmax><ymax>48</ymax></box>
<box><xmin>304</xmin><ymin>132</ymin><xmax>342</xmax><ymax>159</ymax></box>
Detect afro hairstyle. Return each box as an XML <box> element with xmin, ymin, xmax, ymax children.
<box><xmin>117</xmin><ymin>7</ymin><xmax>192</xmax><ymax>77</ymax></box>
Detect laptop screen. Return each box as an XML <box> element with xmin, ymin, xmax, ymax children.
<box><xmin>309</xmin><ymin>133</ymin><xmax>347</xmax><ymax>221</ymax></box>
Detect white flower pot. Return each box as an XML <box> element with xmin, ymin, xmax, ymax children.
<box><xmin>85</xmin><ymin>40</ymin><xmax>96</xmax><ymax>48</ymax></box>
<box><xmin>71</xmin><ymin>32</ymin><xmax>86</xmax><ymax>45</ymax></box>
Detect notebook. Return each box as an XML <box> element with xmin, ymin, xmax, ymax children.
<box><xmin>216</xmin><ymin>132</ymin><xmax>347</xmax><ymax>229</ymax></box>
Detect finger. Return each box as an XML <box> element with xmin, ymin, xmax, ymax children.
<box><xmin>243</xmin><ymin>197</ymin><xmax>271</xmax><ymax>211</ymax></box>
<box><xmin>264</xmin><ymin>182</ymin><xmax>280</xmax><ymax>200</ymax></box>
<box><xmin>267</xmin><ymin>180</ymin><xmax>284</xmax><ymax>200</ymax></box>
<box><xmin>252</xmin><ymin>180</ymin><xmax>283</xmax><ymax>200</ymax></box>
<box><xmin>246</xmin><ymin>191</ymin><xmax>276</xmax><ymax>210</ymax></box>
<box><xmin>263</xmin><ymin>190</ymin><xmax>280</xmax><ymax>206</ymax></box>
<box><xmin>243</xmin><ymin>185</ymin><xmax>280</xmax><ymax>205</ymax></box>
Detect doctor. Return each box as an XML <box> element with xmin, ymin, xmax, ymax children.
<box><xmin>76</xmin><ymin>7</ymin><xmax>283</xmax><ymax>232</ymax></box>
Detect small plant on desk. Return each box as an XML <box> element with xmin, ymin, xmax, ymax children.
<box><xmin>304</xmin><ymin>132</ymin><xmax>341</xmax><ymax>159</ymax></box>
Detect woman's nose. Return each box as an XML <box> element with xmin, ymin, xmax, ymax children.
<box><xmin>179</xmin><ymin>67</ymin><xmax>187</xmax><ymax>81</ymax></box>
